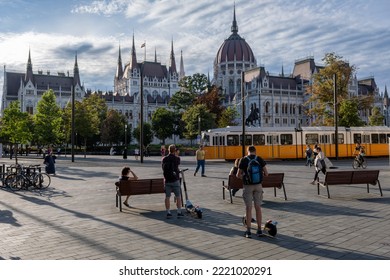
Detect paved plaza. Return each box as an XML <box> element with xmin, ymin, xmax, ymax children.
<box><xmin>1</xmin><ymin>153</ymin><xmax>390</xmax><ymax>260</ymax></box>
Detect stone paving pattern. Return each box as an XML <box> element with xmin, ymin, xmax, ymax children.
<box><xmin>1</xmin><ymin>154</ymin><xmax>389</xmax><ymax>260</ymax></box>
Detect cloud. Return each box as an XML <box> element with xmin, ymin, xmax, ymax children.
<box><xmin>1</xmin><ymin>0</ymin><xmax>389</xmax><ymax>102</ymax></box>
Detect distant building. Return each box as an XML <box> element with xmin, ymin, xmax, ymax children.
<box><xmin>213</xmin><ymin>5</ymin><xmax>385</xmax><ymax>127</ymax></box>
<box><xmin>92</xmin><ymin>35</ymin><xmax>185</xmax><ymax>135</ymax></box>
<box><xmin>1</xmin><ymin>50</ymin><xmax>85</xmax><ymax>114</ymax></box>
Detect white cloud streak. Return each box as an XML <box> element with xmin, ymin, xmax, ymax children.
<box><xmin>1</xmin><ymin>0</ymin><xmax>389</xmax><ymax>100</ymax></box>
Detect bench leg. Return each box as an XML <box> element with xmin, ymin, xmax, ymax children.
<box><xmin>119</xmin><ymin>195</ymin><xmax>122</xmax><ymax>212</ymax></box>
<box><xmin>326</xmin><ymin>184</ymin><xmax>330</xmax><ymax>199</ymax></box>
<box><xmin>367</xmin><ymin>183</ymin><xmax>370</xmax><ymax>194</ymax></box>
<box><xmin>377</xmin><ymin>180</ymin><xmax>383</xmax><ymax>197</ymax></box>
<box><xmin>229</xmin><ymin>189</ymin><xmax>233</xmax><ymax>204</ymax></box>
<box><xmin>282</xmin><ymin>183</ymin><xmax>287</xmax><ymax>200</ymax></box>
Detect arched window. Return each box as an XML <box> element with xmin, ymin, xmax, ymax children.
<box><xmin>275</xmin><ymin>103</ymin><xmax>279</xmax><ymax>114</ymax></box>
<box><xmin>265</xmin><ymin>101</ymin><xmax>270</xmax><ymax>113</ymax></box>
<box><xmin>229</xmin><ymin>79</ymin><xmax>234</xmax><ymax>94</ymax></box>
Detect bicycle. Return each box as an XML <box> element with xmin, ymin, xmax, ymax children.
<box><xmin>5</xmin><ymin>165</ymin><xmax>51</xmax><ymax>191</ymax></box>
<box><xmin>352</xmin><ymin>155</ymin><xmax>367</xmax><ymax>169</ymax></box>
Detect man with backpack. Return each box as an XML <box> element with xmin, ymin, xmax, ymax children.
<box><xmin>162</xmin><ymin>144</ymin><xmax>183</xmax><ymax>218</ymax></box>
<box><xmin>237</xmin><ymin>145</ymin><xmax>268</xmax><ymax>238</ymax></box>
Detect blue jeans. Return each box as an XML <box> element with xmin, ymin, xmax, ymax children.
<box><xmin>195</xmin><ymin>159</ymin><xmax>205</xmax><ymax>175</ymax></box>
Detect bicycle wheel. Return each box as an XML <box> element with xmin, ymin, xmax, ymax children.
<box><xmin>5</xmin><ymin>173</ymin><xmax>24</xmax><ymax>191</ymax></box>
<box><xmin>361</xmin><ymin>159</ymin><xmax>367</xmax><ymax>169</ymax></box>
<box><xmin>352</xmin><ymin>159</ymin><xmax>359</xmax><ymax>169</ymax></box>
<box><xmin>34</xmin><ymin>173</ymin><xmax>51</xmax><ymax>189</ymax></box>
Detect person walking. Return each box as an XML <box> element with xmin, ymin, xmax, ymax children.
<box><xmin>236</xmin><ymin>145</ymin><xmax>268</xmax><ymax>238</ymax></box>
<box><xmin>305</xmin><ymin>144</ymin><xmax>313</xmax><ymax>167</ymax></box>
<box><xmin>311</xmin><ymin>147</ymin><xmax>326</xmax><ymax>184</ymax></box>
<box><xmin>229</xmin><ymin>158</ymin><xmax>241</xmax><ymax>196</ymax></box>
<box><xmin>44</xmin><ymin>151</ymin><xmax>56</xmax><ymax>175</ymax></box>
<box><xmin>194</xmin><ymin>145</ymin><xmax>206</xmax><ymax>177</ymax></box>
<box><xmin>119</xmin><ymin>166</ymin><xmax>138</xmax><ymax>208</ymax></box>
<box><xmin>162</xmin><ymin>145</ymin><xmax>183</xmax><ymax>218</ymax></box>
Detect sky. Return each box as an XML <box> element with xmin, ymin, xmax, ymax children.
<box><xmin>1</xmin><ymin>0</ymin><xmax>389</xmax><ymax>101</ymax></box>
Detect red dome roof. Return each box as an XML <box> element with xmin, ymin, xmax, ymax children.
<box><xmin>215</xmin><ymin>7</ymin><xmax>256</xmax><ymax>65</ymax></box>
<box><xmin>215</xmin><ymin>33</ymin><xmax>256</xmax><ymax>64</ymax></box>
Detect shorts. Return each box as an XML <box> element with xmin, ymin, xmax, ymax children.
<box><xmin>164</xmin><ymin>180</ymin><xmax>181</xmax><ymax>198</ymax></box>
<box><xmin>242</xmin><ymin>183</ymin><xmax>263</xmax><ymax>206</ymax></box>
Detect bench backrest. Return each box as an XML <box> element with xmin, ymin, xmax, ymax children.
<box><xmin>262</xmin><ymin>173</ymin><xmax>284</xmax><ymax>188</ymax></box>
<box><xmin>351</xmin><ymin>170</ymin><xmax>380</xmax><ymax>185</ymax></box>
<box><xmin>117</xmin><ymin>178</ymin><xmax>165</xmax><ymax>195</ymax></box>
<box><xmin>227</xmin><ymin>173</ymin><xmax>284</xmax><ymax>189</ymax></box>
<box><xmin>324</xmin><ymin>171</ymin><xmax>353</xmax><ymax>185</ymax></box>
<box><xmin>228</xmin><ymin>174</ymin><xmax>244</xmax><ymax>189</ymax></box>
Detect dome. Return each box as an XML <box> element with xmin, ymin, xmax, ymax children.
<box><xmin>214</xmin><ymin>8</ymin><xmax>256</xmax><ymax>65</ymax></box>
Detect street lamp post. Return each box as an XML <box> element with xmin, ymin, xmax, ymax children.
<box><xmin>241</xmin><ymin>71</ymin><xmax>246</xmax><ymax>157</ymax></box>
<box><xmin>334</xmin><ymin>74</ymin><xmax>339</xmax><ymax>160</ymax></box>
<box><xmin>123</xmin><ymin>124</ymin><xmax>127</xmax><ymax>159</ymax></box>
<box><xmin>198</xmin><ymin>116</ymin><xmax>201</xmax><ymax>145</ymax></box>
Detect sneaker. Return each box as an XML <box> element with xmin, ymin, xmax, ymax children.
<box><xmin>177</xmin><ymin>212</ymin><xmax>184</xmax><ymax>218</ymax></box>
<box><xmin>201</xmin><ymin>174</ymin><xmax>207</xmax><ymax>177</ymax></box>
<box><xmin>194</xmin><ymin>172</ymin><xmax>196</xmax><ymax>176</ymax></box>
<box><xmin>166</xmin><ymin>212</ymin><xmax>172</xmax><ymax>219</ymax></box>
<box><xmin>310</xmin><ymin>181</ymin><xmax>315</xmax><ymax>185</ymax></box>
<box><xmin>244</xmin><ymin>230</ymin><xmax>252</xmax><ymax>238</ymax></box>
<box><xmin>256</xmin><ymin>229</ymin><xmax>265</xmax><ymax>237</ymax></box>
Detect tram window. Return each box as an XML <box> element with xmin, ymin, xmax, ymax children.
<box><xmin>353</xmin><ymin>134</ymin><xmax>361</xmax><ymax>144</ymax></box>
<box><xmin>332</xmin><ymin>133</ymin><xmax>344</xmax><ymax>144</ymax></box>
<box><xmin>281</xmin><ymin>134</ymin><xmax>293</xmax><ymax>145</ymax></box>
<box><xmin>240</xmin><ymin>135</ymin><xmax>252</xmax><ymax>145</ymax></box>
<box><xmin>267</xmin><ymin>135</ymin><xmax>279</xmax><ymax>145</ymax></box>
<box><xmin>227</xmin><ymin>135</ymin><xmax>239</xmax><ymax>146</ymax></box>
<box><xmin>202</xmin><ymin>134</ymin><xmax>210</xmax><ymax>145</ymax></box>
<box><xmin>362</xmin><ymin>135</ymin><xmax>370</xmax><ymax>143</ymax></box>
<box><xmin>305</xmin><ymin>133</ymin><xmax>318</xmax><ymax>144</ymax></box>
<box><xmin>253</xmin><ymin>134</ymin><xmax>265</xmax><ymax>145</ymax></box>
<box><xmin>371</xmin><ymin>134</ymin><xmax>378</xmax><ymax>144</ymax></box>
<box><xmin>321</xmin><ymin>135</ymin><xmax>330</xmax><ymax>144</ymax></box>
<box><xmin>379</xmin><ymin>134</ymin><xmax>386</xmax><ymax>143</ymax></box>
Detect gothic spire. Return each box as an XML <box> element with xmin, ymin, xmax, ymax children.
<box><xmin>179</xmin><ymin>50</ymin><xmax>185</xmax><ymax>79</ymax></box>
<box><xmin>169</xmin><ymin>39</ymin><xmax>177</xmax><ymax>74</ymax></box>
<box><xmin>231</xmin><ymin>3</ymin><xmax>238</xmax><ymax>34</ymax></box>
<box><xmin>130</xmin><ymin>33</ymin><xmax>139</xmax><ymax>71</ymax></box>
<box><xmin>115</xmin><ymin>44</ymin><xmax>123</xmax><ymax>79</ymax></box>
<box><xmin>25</xmin><ymin>48</ymin><xmax>33</xmax><ymax>83</ymax></box>
<box><xmin>73</xmin><ymin>52</ymin><xmax>81</xmax><ymax>86</ymax></box>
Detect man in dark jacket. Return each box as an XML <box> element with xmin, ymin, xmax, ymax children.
<box><xmin>162</xmin><ymin>145</ymin><xmax>183</xmax><ymax>218</ymax></box>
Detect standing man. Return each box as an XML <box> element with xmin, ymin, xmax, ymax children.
<box><xmin>162</xmin><ymin>145</ymin><xmax>183</xmax><ymax>218</ymax></box>
<box><xmin>237</xmin><ymin>145</ymin><xmax>268</xmax><ymax>238</ymax></box>
<box><xmin>194</xmin><ymin>145</ymin><xmax>206</xmax><ymax>177</ymax></box>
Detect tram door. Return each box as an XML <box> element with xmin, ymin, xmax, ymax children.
<box><xmin>212</xmin><ymin>135</ymin><xmax>225</xmax><ymax>159</ymax></box>
<box><xmin>267</xmin><ymin>134</ymin><xmax>279</xmax><ymax>159</ymax></box>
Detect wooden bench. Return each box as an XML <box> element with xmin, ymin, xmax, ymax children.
<box><xmin>317</xmin><ymin>170</ymin><xmax>383</xmax><ymax>198</ymax></box>
<box><xmin>222</xmin><ymin>173</ymin><xmax>287</xmax><ymax>203</ymax></box>
<box><xmin>115</xmin><ymin>178</ymin><xmax>165</xmax><ymax>212</ymax></box>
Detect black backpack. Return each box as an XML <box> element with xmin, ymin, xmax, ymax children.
<box><xmin>245</xmin><ymin>156</ymin><xmax>263</xmax><ymax>184</ymax></box>
<box><xmin>163</xmin><ymin>156</ymin><xmax>177</xmax><ymax>181</ymax></box>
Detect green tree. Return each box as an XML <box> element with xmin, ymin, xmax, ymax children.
<box><xmin>218</xmin><ymin>106</ymin><xmax>239</xmax><ymax>127</ymax></box>
<box><xmin>169</xmin><ymin>90</ymin><xmax>196</xmax><ymax>111</ymax></box>
<box><xmin>306</xmin><ymin>52</ymin><xmax>356</xmax><ymax>126</ymax></box>
<box><xmin>369</xmin><ymin>107</ymin><xmax>384</xmax><ymax>126</ymax></box>
<box><xmin>169</xmin><ymin>73</ymin><xmax>209</xmax><ymax>110</ymax></box>
<box><xmin>179</xmin><ymin>73</ymin><xmax>209</xmax><ymax>94</ymax></box>
<box><xmin>133</xmin><ymin>123</ymin><xmax>154</xmax><ymax>147</ymax></box>
<box><xmin>338</xmin><ymin>98</ymin><xmax>365</xmax><ymax>127</ymax></box>
<box><xmin>151</xmin><ymin>107</ymin><xmax>175</xmax><ymax>144</ymax></box>
<box><xmin>34</xmin><ymin>90</ymin><xmax>64</xmax><ymax>147</ymax></box>
<box><xmin>196</xmin><ymin>85</ymin><xmax>224</xmax><ymax>125</ymax></box>
<box><xmin>0</xmin><ymin>101</ymin><xmax>33</xmax><ymax>162</ymax></box>
<box><xmin>101</xmin><ymin>109</ymin><xmax>127</xmax><ymax>145</ymax></box>
<box><xmin>182</xmin><ymin>104</ymin><xmax>215</xmax><ymax>141</ymax></box>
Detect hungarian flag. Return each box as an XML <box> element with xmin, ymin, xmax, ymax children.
<box><xmin>141</xmin><ymin>42</ymin><xmax>145</xmax><ymax>48</ymax></box>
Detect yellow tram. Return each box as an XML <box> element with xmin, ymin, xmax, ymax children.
<box><xmin>201</xmin><ymin>126</ymin><xmax>390</xmax><ymax>160</ymax></box>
